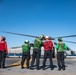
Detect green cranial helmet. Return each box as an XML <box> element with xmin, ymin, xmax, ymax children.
<box><xmin>58</xmin><ymin>37</ymin><xmax>62</xmax><ymax>41</ymax></box>
<box><xmin>39</xmin><ymin>34</ymin><xmax>45</xmax><ymax>40</ymax></box>
<box><xmin>24</xmin><ymin>40</ymin><xmax>29</xmax><ymax>44</ymax></box>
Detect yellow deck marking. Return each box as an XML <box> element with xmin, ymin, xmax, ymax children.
<box><xmin>9</xmin><ymin>58</ymin><xmax>32</xmax><ymax>67</ymax></box>
<box><xmin>8</xmin><ymin>60</ymin><xmax>21</xmax><ymax>67</ymax></box>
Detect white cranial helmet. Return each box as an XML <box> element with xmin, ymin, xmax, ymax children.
<box><xmin>24</xmin><ymin>40</ymin><xmax>29</xmax><ymax>43</ymax></box>
<box><xmin>45</xmin><ymin>36</ymin><xmax>49</xmax><ymax>39</ymax></box>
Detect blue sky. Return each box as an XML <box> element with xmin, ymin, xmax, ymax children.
<box><xmin>0</xmin><ymin>0</ymin><xmax>76</xmax><ymax>50</ymax></box>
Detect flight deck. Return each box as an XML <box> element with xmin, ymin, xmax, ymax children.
<box><xmin>0</xmin><ymin>57</ymin><xmax>76</xmax><ymax>75</ymax></box>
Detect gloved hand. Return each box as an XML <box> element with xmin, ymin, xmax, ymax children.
<box><xmin>5</xmin><ymin>52</ymin><xmax>8</xmax><ymax>57</ymax></box>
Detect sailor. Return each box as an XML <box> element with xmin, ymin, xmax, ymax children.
<box><xmin>0</xmin><ymin>36</ymin><xmax>8</xmax><ymax>68</ymax></box>
<box><xmin>21</xmin><ymin>40</ymin><xmax>31</xmax><ymax>69</ymax></box>
<box><xmin>56</xmin><ymin>37</ymin><xmax>67</xmax><ymax>70</ymax></box>
<box><xmin>42</xmin><ymin>36</ymin><xmax>54</xmax><ymax>70</ymax></box>
<box><xmin>30</xmin><ymin>35</ymin><xmax>44</xmax><ymax>70</ymax></box>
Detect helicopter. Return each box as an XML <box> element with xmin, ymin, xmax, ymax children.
<box><xmin>1</xmin><ymin>31</ymin><xmax>76</xmax><ymax>58</ymax></box>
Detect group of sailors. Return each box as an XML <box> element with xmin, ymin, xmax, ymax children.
<box><xmin>0</xmin><ymin>35</ymin><xmax>67</xmax><ymax>71</ymax></box>
<box><xmin>21</xmin><ymin>35</ymin><xmax>67</xmax><ymax>70</ymax></box>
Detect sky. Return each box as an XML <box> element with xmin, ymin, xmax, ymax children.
<box><xmin>0</xmin><ymin>0</ymin><xmax>76</xmax><ymax>50</ymax></box>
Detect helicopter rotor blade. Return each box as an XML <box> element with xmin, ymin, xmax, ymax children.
<box><xmin>1</xmin><ymin>31</ymin><xmax>55</xmax><ymax>40</ymax></box>
<box><xmin>55</xmin><ymin>35</ymin><xmax>76</xmax><ymax>38</ymax></box>
<box><xmin>49</xmin><ymin>37</ymin><xmax>55</xmax><ymax>40</ymax></box>
<box><xmin>1</xmin><ymin>31</ymin><xmax>76</xmax><ymax>42</ymax></box>
<box><xmin>63</xmin><ymin>40</ymin><xmax>76</xmax><ymax>44</ymax></box>
<box><xmin>1</xmin><ymin>31</ymin><xmax>39</xmax><ymax>38</ymax></box>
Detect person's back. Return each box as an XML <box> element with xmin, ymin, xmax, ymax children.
<box><xmin>34</xmin><ymin>38</ymin><xmax>43</xmax><ymax>49</ymax></box>
<box><xmin>56</xmin><ymin>42</ymin><xmax>67</xmax><ymax>52</ymax></box>
<box><xmin>22</xmin><ymin>43</ymin><xmax>30</xmax><ymax>52</ymax></box>
<box><xmin>43</xmin><ymin>40</ymin><xmax>53</xmax><ymax>50</ymax></box>
<box><xmin>0</xmin><ymin>40</ymin><xmax>8</xmax><ymax>52</ymax></box>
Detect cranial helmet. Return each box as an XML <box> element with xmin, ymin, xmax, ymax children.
<box><xmin>58</xmin><ymin>37</ymin><xmax>62</xmax><ymax>41</ymax></box>
<box><xmin>45</xmin><ymin>36</ymin><xmax>49</xmax><ymax>39</ymax></box>
<box><xmin>24</xmin><ymin>40</ymin><xmax>29</xmax><ymax>43</ymax></box>
<box><xmin>40</xmin><ymin>35</ymin><xmax>45</xmax><ymax>40</ymax></box>
<box><xmin>44</xmin><ymin>36</ymin><xmax>50</xmax><ymax>40</ymax></box>
<box><xmin>0</xmin><ymin>36</ymin><xmax>6</xmax><ymax>41</ymax></box>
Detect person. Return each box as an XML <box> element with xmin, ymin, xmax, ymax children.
<box><xmin>0</xmin><ymin>36</ymin><xmax>8</xmax><ymax>68</ymax></box>
<box><xmin>21</xmin><ymin>40</ymin><xmax>31</xmax><ymax>69</ymax></box>
<box><xmin>30</xmin><ymin>35</ymin><xmax>44</xmax><ymax>70</ymax></box>
<box><xmin>56</xmin><ymin>37</ymin><xmax>67</xmax><ymax>70</ymax></box>
<box><xmin>42</xmin><ymin>36</ymin><xmax>54</xmax><ymax>70</ymax></box>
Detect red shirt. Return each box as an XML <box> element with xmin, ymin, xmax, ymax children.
<box><xmin>0</xmin><ymin>40</ymin><xmax>8</xmax><ymax>53</ymax></box>
<box><xmin>43</xmin><ymin>40</ymin><xmax>53</xmax><ymax>51</ymax></box>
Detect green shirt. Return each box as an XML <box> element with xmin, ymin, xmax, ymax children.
<box><xmin>34</xmin><ymin>38</ymin><xmax>43</xmax><ymax>49</ymax></box>
<box><xmin>22</xmin><ymin>43</ymin><xmax>30</xmax><ymax>52</ymax></box>
<box><xmin>56</xmin><ymin>42</ymin><xmax>67</xmax><ymax>52</ymax></box>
